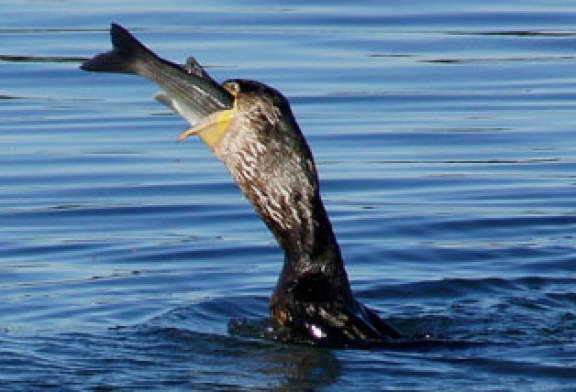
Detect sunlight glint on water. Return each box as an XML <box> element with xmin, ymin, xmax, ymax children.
<box><xmin>0</xmin><ymin>1</ymin><xmax>575</xmax><ymax>390</ymax></box>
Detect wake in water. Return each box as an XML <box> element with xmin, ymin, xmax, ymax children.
<box><xmin>227</xmin><ymin>316</ymin><xmax>490</xmax><ymax>350</ymax></box>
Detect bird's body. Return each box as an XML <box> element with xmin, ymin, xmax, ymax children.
<box><xmin>81</xmin><ymin>24</ymin><xmax>402</xmax><ymax>346</ymax></box>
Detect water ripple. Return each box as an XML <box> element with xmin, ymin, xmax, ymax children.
<box><xmin>1</xmin><ymin>1</ymin><xmax>576</xmax><ymax>390</ymax></box>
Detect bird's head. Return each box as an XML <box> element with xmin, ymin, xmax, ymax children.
<box><xmin>179</xmin><ymin>79</ymin><xmax>321</xmax><ymax>248</ymax></box>
<box><xmin>179</xmin><ymin>79</ymin><xmax>305</xmax><ymax>163</ymax></box>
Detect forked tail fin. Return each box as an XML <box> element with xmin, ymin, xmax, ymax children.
<box><xmin>80</xmin><ymin>23</ymin><xmax>157</xmax><ymax>74</ymax></box>
<box><xmin>80</xmin><ymin>23</ymin><xmax>234</xmax><ymax>123</ymax></box>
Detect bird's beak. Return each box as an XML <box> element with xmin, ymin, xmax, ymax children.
<box><xmin>178</xmin><ymin>108</ymin><xmax>235</xmax><ymax>149</ymax></box>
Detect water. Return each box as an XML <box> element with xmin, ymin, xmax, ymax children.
<box><xmin>1</xmin><ymin>1</ymin><xmax>575</xmax><ymax>390</ymax></box>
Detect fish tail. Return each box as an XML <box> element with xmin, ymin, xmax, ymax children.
<box><xmin>80</xmin><ymin>23</ymin><xmax>156</xmax><ymax>74</ymax></box>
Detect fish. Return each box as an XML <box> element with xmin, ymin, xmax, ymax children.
<box><xmin>80</xmin><ymin>23</ymin><xmax>233</xmax><ymax>125</ymax></box>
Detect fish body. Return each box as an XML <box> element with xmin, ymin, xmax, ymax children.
<box><xmin>81</xmin><ymin>23</ymin><xmax>233</xmax><ymax>125</ymax></box>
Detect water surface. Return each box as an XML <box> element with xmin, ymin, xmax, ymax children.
<box><xmin>1</xmin><ymin>1</ymin><xmax>575</xmax><ymax>390</ymax></box>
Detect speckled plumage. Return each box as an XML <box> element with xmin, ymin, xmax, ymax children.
<box><xmin>80</xmin><ymin>24</ymin><xmax>402</xmax><ymax>346</ymax></box>
<box><xmin>211</xmin><ymin>80</ymin><xmax>402</xmax><ymax>345</ymax></box>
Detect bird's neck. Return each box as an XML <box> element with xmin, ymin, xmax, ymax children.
<box><xmin>239</xmin><ymin>175</ymin><xmax>354</xmax><ymax>303</ymax></box>
<box><xmin>273</xmin><ymin>191</ymin><xmax>354</xmax><ymax>302</ymax></box>
<box><xmin>220</xmin><ymin>121</ymin><xmax>354</xmax><ymax>302</ymax></box>
<box><xmin>274</xmin><ymin>190</ymin><xmax>343</xmax><ymax>271</ymax></box>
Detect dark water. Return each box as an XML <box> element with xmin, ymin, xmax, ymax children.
<box><xmin>1</xmin><ymin>1</ymin><xmax>575</xmax><ymax>390</ymax></box>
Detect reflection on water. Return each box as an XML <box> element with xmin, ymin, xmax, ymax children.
<box><xmin>1</xmin><ymin>0</ymin><xmax>575</xmax><ymax>390</ymax></box>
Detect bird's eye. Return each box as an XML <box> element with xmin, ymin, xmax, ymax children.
<box><xmin>224</xmin><ymin>81</ymin><xmax>241</xmax><ymax>96</ymax></box>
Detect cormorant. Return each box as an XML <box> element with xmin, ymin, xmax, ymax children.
<box><xmin>81</xmin><ymin>24</ymin><xmax>402</xmax><ymax>346</ymax></box>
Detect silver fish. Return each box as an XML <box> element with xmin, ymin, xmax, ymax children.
<box><xmin>80</xmin><ymin>23</ymin><xmax>233</xmax><ymax>125</ymax></box>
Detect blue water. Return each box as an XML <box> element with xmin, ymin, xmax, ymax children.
<box><xmin>1</xmin><ymin>1</ymin><xmax>575</xmax><ymax>390</ymax></box>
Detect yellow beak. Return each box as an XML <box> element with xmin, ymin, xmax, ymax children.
<box><xmin>177</xmin><ymin>108</ymin><xmax>235</xmax><ymax>149</ymax></box>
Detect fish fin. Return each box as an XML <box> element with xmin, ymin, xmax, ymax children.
<box><xmin>154</xmin><ymin>92</ymin><xmax>178</xmax><ymax>113</ymax></box>
<box><xmin>154</xmin><ymin>92</ymin><xmax>204</xmax><ymax>125</ymax></box>
<box><xmin>184</xmin><ymin>57</ymin><xmax>210</xmax><ymax>79</ymax></box>
<box><xmin>80</xmin><ymin>23</ymin><xmax>157</xmax><ymax>74</ymax></box>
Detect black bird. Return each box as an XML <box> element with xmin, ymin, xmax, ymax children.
<box><xmin>81</xmin><ymin>24</ymin><xmax>403</xmax><ymax>346</ymax></box>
